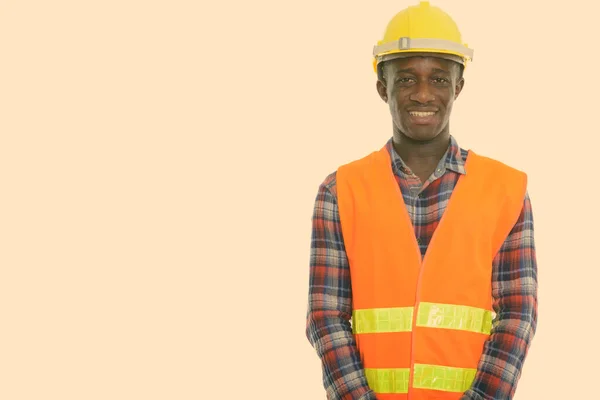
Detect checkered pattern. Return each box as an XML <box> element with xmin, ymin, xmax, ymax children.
<box><xmin>305</xmin><ymin>136</ymin><xmax>538</xmax><ymax>400</ymax></box>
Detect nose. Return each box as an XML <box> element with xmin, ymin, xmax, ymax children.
<box><xmin>410</xmin><ymin>81</ymin><xmax>435</xmax><ymax>104</ymax></box>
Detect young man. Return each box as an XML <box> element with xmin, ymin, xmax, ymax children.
<box><xmin>305</xmin><ymin>2</ymin><xmax>538</xmax><ymax>399</ymax></box>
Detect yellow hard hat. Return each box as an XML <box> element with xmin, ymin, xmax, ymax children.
<box><xmin>373</xmin><ymin>1</ymin><xmax>473</xmax><ymax>73</ymax></box>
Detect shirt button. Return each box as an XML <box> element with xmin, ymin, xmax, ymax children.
<box><xmin>416</xmin><ymin>237</ymin><xmax>422</xmax><ymax>245</ymax></box>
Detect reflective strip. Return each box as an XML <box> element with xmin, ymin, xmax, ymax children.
<box><xmin>352</xmin><ymin>307</ymin><xmax>413</xmax><ymax>334</ymax></box>
<box><xmin>413</xmin><ymin>364</ymin><xmax>477</xmax><ymax>392</ymax></box>
<box><xmin>373</xmin><ymin>37</ymin><xmax>474</xmax><ymax>60</ymax></box>
<box><xmin>365</xmin><ymin>364</ymin><xmax>476</xmax><ymax>394</ymax></box>
<box><xmin>352</xmin><ymin>303</ymin><xmax>493</xmax><ymax>335</ymax></box>
<box><xmin>416</xmin><ymin>302</ymin><xmax>494</xmax><ymax>334</ymax></box>
<box><xmin>365</xmin><ymin>368</ymin><xmax>410</xmax><ymax>394</ymax></box>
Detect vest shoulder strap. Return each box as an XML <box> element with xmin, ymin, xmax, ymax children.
<box><xmin>466</xmin><ymin>151</ymin><xmax>529</xmax><ymax>253</ymax></box>
<box><xmin>336</xmin><ymin>149</ymin><xmax>386</xmax><ymax>254</ymax></box>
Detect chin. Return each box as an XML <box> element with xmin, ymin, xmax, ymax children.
<box><xmin>405</xmin><ymin>129</ymin><xmax>441</xmax><ymax>142</ymax></box>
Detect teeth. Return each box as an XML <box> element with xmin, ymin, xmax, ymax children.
<box><xmin>409</xmin><ymin>111</ymin><xmax>436</xmax><ymax>117</ymax></box>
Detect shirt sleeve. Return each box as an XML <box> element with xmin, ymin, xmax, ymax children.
<box><xmin>462</xmin><ymin>191</ymin><xmax>539</xmax><ymax>400</ymax></box>
<box><xmin>305</xmin><ymin>173</ymin><xmax>377</xmax><ymax>400</ymax></box>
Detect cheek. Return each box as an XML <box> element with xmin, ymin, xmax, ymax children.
<box><xmin>388</xmin><ymin>91</ymin><xmax>404</xmax><ymax>111</ymax></box>
<box><xmin>442</xmin><ymin>99</ymin><xmax>454</xmax><ymax>112</ymax></box>
<box><xmin>388</xmin><ymin>98</ymin><xmax>402</xmax><ymax>118</ymax></box>
<box><xmin>389</xmin><ymin>100</ymin><xmax>407</xmax><ymax>126</ymax></box>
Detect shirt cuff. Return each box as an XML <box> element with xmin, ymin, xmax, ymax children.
<box><xmin>461</xmin><ymin>390</ymin><xmax>485</xmax><ymax>400</ymax></box>
<box><xmin>358</xmin><ymin>390</ymin><xmax>378</xmax><ymax>400</ymax></box>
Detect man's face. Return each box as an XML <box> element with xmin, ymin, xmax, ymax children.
<box><xmin>376</xmin><ymin>55</ymin><xmax>465</xmax><ymax>142</ymax></box>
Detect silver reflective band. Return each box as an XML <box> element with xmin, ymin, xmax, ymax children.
<box><xmin>373</xmin><ymin>37</ymin><xmax>474</xmax><ymax>60</ymax></box>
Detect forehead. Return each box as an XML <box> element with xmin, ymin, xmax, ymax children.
<box><xmin>385</xmin><ymin>55</ymin><xmax>454</xmax><ymax>75</ymax></box>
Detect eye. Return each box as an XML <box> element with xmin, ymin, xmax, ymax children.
<box><xmin>396</xmin><ymin>77</ymin><xmax>415</xmax><ymax>84</ymax></box>
<box><xmin>433</xmin><ymin>77</ymin><xmax>450</xmax><ymax>84</ymax></box>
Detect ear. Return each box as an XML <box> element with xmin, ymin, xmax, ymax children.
<box><xmin>376</xmin><ymin>80</ymin><xmax>388</xmax><ymax>103</ymax></box>
<box><xmin>454</xmin><ymin>77</ymin><xmax>465</xmax><ymax>99</ymax></box>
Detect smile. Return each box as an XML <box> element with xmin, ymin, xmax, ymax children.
<box><xmin>409</xmin><ymin>111</ymin><xmax>437</xmax><ymax>117</ymax></box>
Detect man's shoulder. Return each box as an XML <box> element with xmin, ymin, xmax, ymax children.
<box><xmin>317</xmin><ymin>149</ymin><xmax>383</xmax><ymax>196</ymax></box>
<box><xmin>470</xmin><ymin>150</ymin><xmax>527</xmax><ymax>177</ymax></box>
<box><xmin>318</xmin><ymin>170</ymin><xmax>338</xmax><ymax>197</ymax></box>
<box><xmin>336</xmin><ymin>149</ymin><xmax>384</xmax><ymax>181</ymax></box>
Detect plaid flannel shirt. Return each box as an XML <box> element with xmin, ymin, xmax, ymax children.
<box><xmin>305</xmin><ymin>136</ymin><xmax>538</xmax><ymax>400</ymax></box>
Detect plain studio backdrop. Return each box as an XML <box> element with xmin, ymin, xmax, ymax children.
<box><xmin>0</xmin><ymin>1</ymin><xmax>597</xmax><ymax>399</ymax></box>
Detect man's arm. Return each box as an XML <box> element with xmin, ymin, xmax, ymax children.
<box><xmin>463</xmin><ymin>191</ymin><xmax>538</xmax><ymax>400</ymax></box>
<box><xmin>305</xmin><ymin>174</ymin><xmax>377</xmax><ymax>400</ymax></box>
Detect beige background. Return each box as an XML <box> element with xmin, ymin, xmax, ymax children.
<box><xmin>1</xmin><ymin>1</ymin><xmax>597</xmax><ymax>399</ymax></box>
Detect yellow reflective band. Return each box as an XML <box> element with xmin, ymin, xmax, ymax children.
<box><xmin>413</xmin><ymin>364</ymin><xmax>477</xmax><ymax>392</ymax></box>
<box><xmin>352</xmin><ymin>303</ymin><xmax>493</xmax><ymax>335</ymax></box>
<box><xmin>352</xmin><ymin>307</ymin><xmax>414</xmax><ymax>334</ymax></box>
<box><xmin>364</xmin><ymin>364</ymin><xmax>477</xmax><ymax>394</ymax></box>
<box><xmin>416</xmin><ymin>302</ymin><xmax>494</xmax><ymax>334</ymax></box>
<box><xmin>364</xmin><ymin>368</ymin><xmax>410</xmax><ymax>394</ymax></box>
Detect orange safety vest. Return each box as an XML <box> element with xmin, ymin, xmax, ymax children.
<box><xmin>336</xmin><ymin>146</ymin><xmax>527</xmax><ymax>400</ymax></box>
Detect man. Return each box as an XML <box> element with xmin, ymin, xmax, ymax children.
<box><xmin>305</xmin><ymin>2</ymin><xmax>538</xmax><ymax>399</ymax></box>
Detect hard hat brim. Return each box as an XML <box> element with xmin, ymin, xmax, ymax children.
<box><xmin>377</xmin><ymin>51</ymin><xmax>465</xmax><ymax>66</ymax></box>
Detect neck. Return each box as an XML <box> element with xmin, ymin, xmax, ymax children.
<box><xmin>392</xmin><ymin>130</ymin><xmax>451</xmax><ymax>168</ymax></box>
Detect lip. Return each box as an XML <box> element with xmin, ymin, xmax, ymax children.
<box><xmin>406</xmin><ymin>108</ymin><xmax>438</xmax><ymax>113</ymax></box>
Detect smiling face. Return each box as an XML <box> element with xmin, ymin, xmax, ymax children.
<box><xmin>376</xmin><ymin>55</ymin><xmax>465</xmax><ymax>142</ymax></box>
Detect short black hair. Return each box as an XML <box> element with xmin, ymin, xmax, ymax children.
<box><xmin>377</xmin><ymin>58</ymin><xmax>464</xmax><ymax>82</ymax></box>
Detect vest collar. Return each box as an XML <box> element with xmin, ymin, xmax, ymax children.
<box><xmin>385</xmin><ymin>135</ymin><xmax>467</xmax><ymax>176</ymax></box>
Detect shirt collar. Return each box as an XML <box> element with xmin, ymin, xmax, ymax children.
<box><xmin>385</xmin><ymin>135</ymin><xmax>467</xmax><ymax>176</ymax></box>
